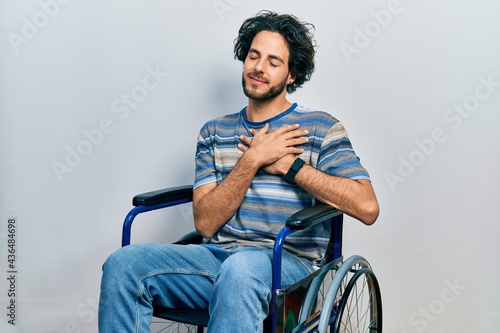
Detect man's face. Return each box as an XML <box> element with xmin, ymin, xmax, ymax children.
<box><xmin>242</xmin><ymin>30</ymin><xmax>295</xmax><ymax>101</ymax></box>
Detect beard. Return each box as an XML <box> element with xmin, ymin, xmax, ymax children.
<box><xmin>242</xmin><ymin>73</ymin><xmax>288</xmax><ymax>101</ymax></box>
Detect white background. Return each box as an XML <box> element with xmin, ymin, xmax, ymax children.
<box><xmin>1</xmin><ymin>0</ymin><xmax>499</xmax><ymax>332</ymax></box>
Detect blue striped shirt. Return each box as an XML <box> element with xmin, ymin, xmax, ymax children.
<box><xmin>194</xmin><ymin>103</ymin><xmax>369</xmax><ymax>264</ymax></box>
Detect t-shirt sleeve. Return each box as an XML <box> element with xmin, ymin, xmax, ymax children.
<box><xmin>317</xmin><ymin>122</ymin><xmax>370</xmax><ymax>180</ymax></box>
<box><xmin>193</xmin><ymin>123</ymin><xmax>217</xmax><ymax>189</ymax></box>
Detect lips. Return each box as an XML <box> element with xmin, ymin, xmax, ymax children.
<box><xmin>248</xmin><ymin>74</ymin><xmax>267</xmax><ymax>84</ymax></box>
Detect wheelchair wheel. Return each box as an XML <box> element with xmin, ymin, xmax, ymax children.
<box><xmin>151</xmin><ymin>319</ymin><xmax>201</xmax><ymax>333</ymax></box>
<box><xmin>291</xmin><ymin>258</ymin><xmax>342</xmax><ymax>332</ymax></box>
<box><xmin>333</xmin><ymin>268</ymin><xmax>382</xmax><ymax>332</ymax></box>
<box><xmin>314</xmin><ymin>255</ymin><xmax>382</xmax><ymax>333</ymax></box>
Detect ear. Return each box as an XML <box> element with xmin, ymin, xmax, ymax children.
<box><xmin>288</xmin><ymin>71</ymin><xmax>296</xmax><ymax>85</ymax></box>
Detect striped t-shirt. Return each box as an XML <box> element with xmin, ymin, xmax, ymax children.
<box><xmin>194</xmin><ymin>103</ymin><xmax>369</xmax><ymax>265</ymax></box>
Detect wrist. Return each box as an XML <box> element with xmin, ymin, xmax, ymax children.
<box><xmin>283</xmin><ymin>157</ymin><xmax>306</xmax><ymax>184</ymax></box>
<box><xmin>240</xmin><ymin>148</ymin><xmax>263</xmax><ymax>170</ymax></box>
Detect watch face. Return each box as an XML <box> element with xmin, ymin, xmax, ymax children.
<box><xmin>293</xmin><ymin>158</ymin><xmax>305</xmax><ymax>170</ymax></box>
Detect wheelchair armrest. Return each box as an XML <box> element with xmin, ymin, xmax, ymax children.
<box><xmin>286</xmin><ymin>203</ymin><xmax>342</xmax><ymax>231</ymax></box>
<box><xmin>122</xmin><ymin>185</ymin><xmax>193</xmax><ymax>247</ymax></box>
<box><xmin>132</xmin><ymin>185</ymin><xmax>193</xmax><ymax>207</ymax></box>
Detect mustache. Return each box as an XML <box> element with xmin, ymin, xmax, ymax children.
<box><xmin>247</xmin><ymin>72</ymin><xmax>268</xmax><ymax>83</ymax></box>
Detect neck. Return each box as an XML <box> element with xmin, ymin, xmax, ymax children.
<box><xmin>246</xmin><ymin>96</ymin><xmax>292</xmax><ymax>122</ymax></box>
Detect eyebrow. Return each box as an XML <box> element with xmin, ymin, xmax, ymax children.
<box><xmin>248</xmin><ymin>48</ymin><xmax>285</xmax><ymax>64</ymax></box>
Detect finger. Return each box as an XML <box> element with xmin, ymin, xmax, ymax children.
<box><xmin>274</xmin><ymin>123</ymin><xmax>300</xmax><ymax>134</ymax></box>
<box><xmin>287</xmin><ymin>147</ymin><xmax>305</xmax><ymax>154</ymax></box>
<box><xmin>239</xmin><ymin>134</ymin><xmax>252</xmax><ymax>145</ymax></box>
<box><xmin>237</xmin><ymin>143</ymin><xmax>249</xmax><ymax>152</ymax></box>
<box><xmin>285</xmin><ymin>128</ymin><xmax>309</xmax><ymax>139</ymax></box>
<box><xmin>286</xmin><ymin>137</ymin><xmax>309</xmax><ymax>147</ymax></box>
<box><xmin>255</xmin><ymin>123</ymin><xmax>270</xmax><ymax>136</ymax></box>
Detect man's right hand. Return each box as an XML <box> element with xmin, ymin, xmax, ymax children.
<box><xmin>238</xmin><ymin>123</ymin><xmax>309</xmax><ymax>174</ymax></box>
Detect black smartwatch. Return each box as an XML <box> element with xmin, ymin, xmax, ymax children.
<box><xmin>283</xmin><ymin>157</ymin><xmax>306</xmax><ymax>184</ymax></box>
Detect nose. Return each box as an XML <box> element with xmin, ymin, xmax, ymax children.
<box><xmin>253</xmin><ymin>58</ymin><xmax>266</xmax><ymax>73</ymax></box>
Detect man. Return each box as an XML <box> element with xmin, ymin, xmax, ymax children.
<box><xmin>99</xmin><ymin>11</ymin><xmax>379</xmax><ymax>333</ymax></box>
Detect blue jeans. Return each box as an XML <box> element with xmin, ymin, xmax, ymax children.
<box><xmin>98</xmin><ymin>243</ymin><xmax>311</xmax><ymax>333</ymax></box>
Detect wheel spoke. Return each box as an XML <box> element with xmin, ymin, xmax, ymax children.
<box><xmin>334</xmin><ymin>262</ymin><xmax>382</xmax><ymax>333</ymax></box>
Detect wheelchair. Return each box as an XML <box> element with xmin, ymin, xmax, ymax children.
<box><xmin>121</xmin><ymin>185</ymin><xmax>382</xmax><ymax>333</ymax></box>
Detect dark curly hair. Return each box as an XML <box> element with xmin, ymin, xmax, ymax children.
<box><xmin>234</xmin><ymin>10</ymin><xmax>317</xmax><ymax>94</ymax></box>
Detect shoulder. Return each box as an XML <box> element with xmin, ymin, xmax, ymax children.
<box><xmin>293</xmin><ymin>105</ymin><xmax>341</xmax><ymax>126</ymax></box>
<box><xmin>291</xmin><ymin>105</ymin><xmax>348</xmax><ymax>137</ymax></box>
<box><xmin>199</xmin><ymin>110</ymin><xmax>243</xmax><ymax>134</ymax></box>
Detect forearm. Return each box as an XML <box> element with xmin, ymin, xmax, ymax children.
<box><xmin>193</xmin><ymin>153</ymin><xmax>260</xmax><ymax>238</ymax></box>
<box><xmin>293</xmin><ymin>164</ymin><xmax>379</xmax><ymax>225</ymax></box>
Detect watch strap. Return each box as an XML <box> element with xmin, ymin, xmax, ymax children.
<box><xmin>283</xmin><ymin>158</ymin><xmax>306</xmax><ymax>184</ymax></box>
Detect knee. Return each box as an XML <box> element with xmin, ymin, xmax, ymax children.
<box><xmin>210</xmin><ymin>251</ymin><xmax>273</xmax><ymax>320</ymax></box>
<box><xmin>217</xmin><ymin>251</ymin><xmax>272</xmax><ymax>287</ymax></box>
<box><xmin>101</xmin><ymin>245</ymin><xmax>145</xmax><ymax>282</ymax></box>
<box><xmin>103</xmin><ymin>246</ymin><xmax>129</xmax><ymax>272</ymax></box>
